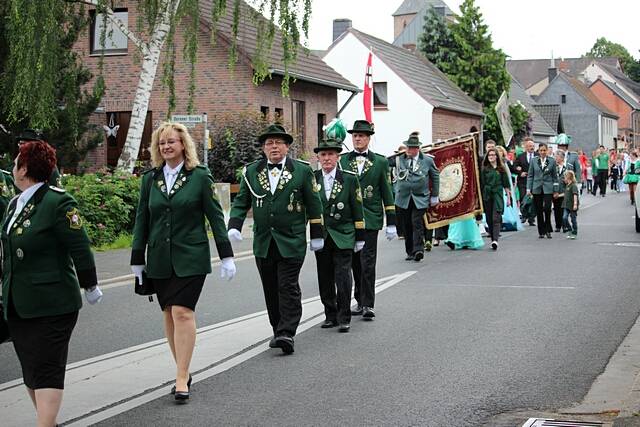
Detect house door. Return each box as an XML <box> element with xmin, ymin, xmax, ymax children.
<box><xmin>105</xmin><ymin>111</ymin><xmax>152</xmax><ymax>168</ymax></box>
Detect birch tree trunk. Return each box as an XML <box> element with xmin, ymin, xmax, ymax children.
<box><xmin>116</xmin><ymin>1</ymin><xmax>180</xmax><ymax>173</ymax></box>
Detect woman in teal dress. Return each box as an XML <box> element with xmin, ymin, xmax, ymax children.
<box><xmin>496</xmin><ymin>146</ymin><xmax>523</xmax><ymax>232</ymax></box>
<box><xmin>445</xmin><ymin>217</ymin><xmax>484</xmax><ymax>250</ymax></box>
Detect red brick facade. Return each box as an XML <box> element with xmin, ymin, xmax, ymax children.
<box><xmin>589</xmin><ymin>80</ymin><xmax>640</xmax><ymax>148</ymax></box>
<box><xmin>74</xmin><ymin>1</ymin><xmax>338</xmax><ymax>171</ymax></box>
<box><xmin>432</xmin><ymin>108</ymin><xmax>482</xmax><ymax>142</ymax></box>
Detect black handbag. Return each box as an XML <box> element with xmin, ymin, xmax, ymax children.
<box><xmin>0</xmin><ymin>301</ymin><xmax>11</xmax><ymax>344</ymax></box>
<box><xmin>134</xmin><ymin>271</ymin><xmax>155</xmax><ymax>302</ymax></box>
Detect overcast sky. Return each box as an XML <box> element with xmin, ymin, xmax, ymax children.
<box><xmin>305</xmin><ymin>0</ymin><xmax>639</xmax><ymax>60</ymax></box>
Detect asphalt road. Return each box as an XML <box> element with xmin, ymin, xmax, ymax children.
<box><xmin>1</xmin><ymin>190</ymin><xmax>639</xmax><ymax>426</ymax></box>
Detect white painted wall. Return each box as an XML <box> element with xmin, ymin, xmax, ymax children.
<box><xmin>599</xmin><ymin>115</ymin><xmax>618</xmax><ymax>149</ymax></box>
<box><xmin>324</xmin><ymin>32</ymin><xmax>433</xmax><ymax>156</ymax></box>
<box><xmin>582</xmin><ymin>62</ymin><xmax>640</xmax><ymax>103</ymax></box>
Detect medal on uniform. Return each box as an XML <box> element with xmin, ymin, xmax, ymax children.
<box><xmin>287</xmin><ymin>193</ymin><xmax>294</xmax><ymax>212</ymax></box>
<box><xmin>335</xmin><ymin>213</ymin><xmax>341</xmax><ymax>220</ymax></box>
<box><xmin>296</xmin><ymin>202</ymin><xmax>302</xmax><ymax>213</ymax></box>
<box><xmin>16</xmin><ymin>227</ymin><xmax>23</xmax><ymax>235</ymax></box>
<box><xmin>337</xmin><ymin>202</ymin><xmax>344</xmax><ymax>210</ymax></box>
<box><xmin>366</xmin><ymin>185</ymin><xmax>374</xmax><ymax>198</ymax></box>
<box><xmin>16</xmin><ymin>248</ymin><xmax>24</xmax><ymax>260</ymax></box>
<box><xmin>23</xmin><ymin>219</ymin><xmax>31</xmax><ymax>228</ymax></box>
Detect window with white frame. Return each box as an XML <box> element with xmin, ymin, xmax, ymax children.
<box><xmin>90</xmin><ymin>9</ymin><xmax>128</xmax><ymax>54</ymax></box>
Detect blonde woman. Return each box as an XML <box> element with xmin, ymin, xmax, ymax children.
<box><xmin>130</xmin><ymin>122</ymin><xmax>236</xmax><ymax>402</ymax></box>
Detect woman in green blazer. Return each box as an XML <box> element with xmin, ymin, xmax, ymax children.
<box><xmin>2</xmin><ymin>141</ymin><xmax>101</xmax><ymax>427</ymax></box>
<box><xmin>130</xmin><ymin>122</ymin><xmax>236</xmax><ymax>402</ymax></box>
<box><xmin>480</xmin><ymin>148</ymin><xmax>511</xmax><ymax>250</ymax></box>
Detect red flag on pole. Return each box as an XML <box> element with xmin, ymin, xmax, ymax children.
<box><xmin>363</xmin><ymin>52</ymin><xmax>373</xmax><ymax>122</ymax></box>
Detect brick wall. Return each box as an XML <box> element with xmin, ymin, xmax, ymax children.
<box><xmin>74</xmin><ymin>1</ymin><xmax>337</xmax><ymax>169</ymax></box>
<box><xmin>432</xmin><ymin>108</ymin><xmax>482</xmax><ymax>142</ymax></box>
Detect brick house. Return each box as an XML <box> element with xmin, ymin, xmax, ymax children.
<box><xmin>589</xmin><ymin>78</ymin><xmax>640</xmax><ymax>150</ymax></box>
<box><xmin>323</xmin><ymin>25</ymin><xmax>483</xmax><ymax>156</ymax></box>
<box><xmin>74</xmin><ymin>1</ymin><xmax>358</xmax><ymax>171</ymax></box>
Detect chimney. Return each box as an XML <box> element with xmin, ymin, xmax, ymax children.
<box><xmin>333</xmin><ymin>19</ymin><xmax>352</xmax><ymax>42</ymax></box>
<box><xmin>548</xmin><ymin>55</ymin><xmax>557</xmax><ymax>82</ymax></box>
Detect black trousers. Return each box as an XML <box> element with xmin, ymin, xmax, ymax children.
<box><xmin>315</xmin><ymin>236</ymin><xmax>353</xmax><ymax>325</ymax></box>
<box><xmin>594</xmin><ymin>170</ymin><xmax>608</xmax><ymax>195</ymax></box>
<box><xmin>484</xmin><ymin>199</ymin><xmax>502</xmax><ymax>242</ymax></box>
<box><xmin>395</xmin><ymin>205</ymin><xmax>405</xmax><ymax>237</ymax></box>
<box><xmin>533</xmin><ymin>193</ymin><xmax>553</xmax><ymax>235</ymax></box>
<box><xmin>352</xmin><ymin>229</ymin><xmax>378</xmax><ymax>308</ymax></box>
<box><xmin>552</xmin><ymin>196</ymin><xmax>564</xmax><ymax>230</ymax></box>
<box><xmin>400</xmin><ymin>199</ymin><xmax>427</xmax><ymax>256</ymax></box>
<box><xmin>255</xmin><ymin>240</ymin><xmax>304</xmax><ymax>338</ymax></box>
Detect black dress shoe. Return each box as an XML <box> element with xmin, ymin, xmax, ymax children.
<box><xmin>175</xmin><ymin>389</ymin><xmax>190</xmax><ymax>403</ymax></box>
<box><xmin>362</xmin><ymin>306</ymin><xmax>375</xmax><ymax>319</ymax></box>
<box><xmin>546</xmin><ymin>233</ymin><xmax>552</xmax><ymax>239</ymax></box>
<box><xmin>538</xmin><ymin>235</ymin><xmax>545</xmax><ymax>239</ymax></box>
<box><xmin>554</xmin><ymin>228</ymin><xmax>561</xmax><ymax>232</ymax></box>
<box><xmin>445</xmin><ymin>241</ymin><xmax>455</xmax><ymax>250</ymax></box>
<box><xmin>268</xmin><ymin>336</ymin><xmax>277</xmax><ymax>348</ymax></box>
<box><xmin>274</xmin><ymin>336</ymin><xmax>294</xmax><ymax>354</ymax></box>
<box><xmin>413</xmin><ymin>251</ymin><xmax>424</xmax><ymax>262</ymax></box>
<box><xmin>351</xmin><ymin>305</ymin><xmax>363</xmax><ymax>315</ymax></box>
<box><xmin>338</xmin><ymin>324</ymin><xmax>350</xmax><ymax>333</ymax></box>
<box><xmin>171</xmin><ymin>374</ymin><xmax>192</xmax><ymax>395</ymax></box>
<box><xmin>405</xmin><ymin>255</ymin><xmax>414</xmax><ymax>261</ymax></box>
<box><xmin>321</xmin><ymin>320</ymin><xmax>337</xmax><ymax>329</ymax></box>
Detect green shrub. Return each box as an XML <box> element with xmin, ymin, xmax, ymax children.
<box><xmin>62</xmin><ymin>170</ymin><xmax>141</xmax><ymax>247</ymax></box>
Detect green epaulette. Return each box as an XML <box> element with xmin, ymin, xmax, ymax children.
<box><xmin>425</xmin><ymin>153</ymin><xmax>435</xmax><ymax>158</ymax></box>
<box><xmin>196</xmin><ymin>164</ymin><xmax>207</xmax><ymax>169</ymax></box>
<box><xmin>1</xmin><ymin>169</ymin><xmax>9</xmax><ymax>174</ymax></box>
<box><xmin>49</xmin><ymin>185</ymin><xmax>66</xmax><ymax>193</ymax></box>
<box><xmin>342</xmin><ymin>169</ymin><xmax>357</xmax><ymax>175</ymax></box>
<box><xmin>296</xmin><ymin>159</ymin><xmax>310</xmax><ymax>165</ymax></box>
<box><xmin>140</xmin><ymin>167</ymin><xmax>156</xmax><ymax>175</ymax></box>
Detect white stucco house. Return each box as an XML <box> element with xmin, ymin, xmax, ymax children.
<box><xmin>323</xmin><ymin>27</ymin><xmax>483</xmax><ymax>156</ymax></box>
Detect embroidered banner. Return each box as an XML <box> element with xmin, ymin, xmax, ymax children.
<box><xmin>424</xmin><ymin>136</ymin><xmax>483</xmax><ymax>229</ymax></box>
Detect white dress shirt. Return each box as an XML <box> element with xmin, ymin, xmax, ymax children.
<box><xmin>354</xmin><ymin>150</ymin><xmax>368</xmax><ymax>174</ymax></box>
<box><xmin>267</xmin><ymin>158</ymin><xmax>287</xmax><ymax>194</ymax></box>
<box><xmin>163</xmin><ymin>161</ymin><xmax>184</xmax><ymax>194</ymax></box>
<box><xmin>323</xmin><ymin>167</ymin><xmax>337</xmax><ymax>199</ymax></box>
<box><xmin>6</xmin><ymin>182</ymin><xmax>45</xmax><ymax>233</ymax></box>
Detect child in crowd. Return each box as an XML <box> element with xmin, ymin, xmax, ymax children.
<box><xmin>610</xmin><ymin>161</ymin><xmax>623</xmax><ymax>192</ymax></box>
<box><xmin>585</xmin><ymin>161</ymin><xmax>593</xmax><ymax>194</ymax></box>
<box><xmin>616</xmin><ymin>159</ymin><xmax>625</xmax><ymax>192</ymax></box>
<box><xmin>563</xmin><ymin>170</ymin><xmax>579</xmax><ymax>239</ymax></box>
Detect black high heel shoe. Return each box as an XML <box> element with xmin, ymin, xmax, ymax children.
<box><xmin>175</xmin><ymin>388</ymin><xmax>190</xmax><ymax>403</ymax></box>
<box><xmin>170</xmin><ymin>374</ymin><xmax>192</xmax><ymax>395</ymax></box>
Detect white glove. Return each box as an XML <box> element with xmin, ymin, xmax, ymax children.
<box><xmin>85</xmin><ymin>286</ymin><xmax>103</xmax><ymax>305</ymax></box>
<box><xmin>385</xmin><ymin>225</ymin><xmax>397</xmax><ymax>241</ymax></box>
<box><xmin>309</xmin><ymin>238</ymin><xmax>324</xmax><ymax>251</ymax></box>
<box><xmin>354</xmin><ymin>241</ymin><xmax>365</xmax><ymax>252</ymax></box>
<box><xmin>220</xmin><ymin>257</ymin><xmax>236</xmax><ymax>281</ymax></box>
<box><xmin>228</xmin><ymin>228</ymin><xmax>243</xmax><ymax>242</ymax></box>
<box><xmin>131</xmin><ymin>265</ymin><xmax>145</xmax><ymax>284</ymax></box>
<box><xmin>430</xmin><ymin>196</ymin><xmax>440</xmax><ymax>207</ymax></box>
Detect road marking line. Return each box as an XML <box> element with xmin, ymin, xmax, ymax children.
<box><xmin>0</xmin><ymin>271</ymin><xmax>416</xmax><ymax>427</ymax></box>
<box><xmin>427</xmin><ymin>284</ymin><xmax>576</xmax><ymax>290</ymax></box>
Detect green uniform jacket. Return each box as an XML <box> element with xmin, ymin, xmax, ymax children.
<box><xmin>1</xmin><ymin>169</ymin><xmax>17</xmax><ymax>218</ymax></box>
<box><xmin>555</xmin><ymin>163</ymin><xmax>569</xmax><ymax>196</ymax></box>
<box><xmin>130</xmin><ymin>164</ymin><xmax>233</xmax><ymax>279</ymax></box>
<box><xmin>527</xmin><ymin>156</ymin><xmax>559</xmax><ymax>194</ymax></box>
<box><xmin>314</xmin><ymin>168</ymin><xmax>365</xmax><ymax>250</ymax></box>
<box><xmin>393</xmin><ymin>152</ymin><xmax>440</xmax><ymax>210</ymax></box>
<box><xmin>2</xmin><ymin>185</ymin><xmax>97</xmax><ymax>319</ymax></box>
<box><xmin>229</xmin><ymin>157</ymin><xmax>324</xmax><ymax>259</ymax></box>
<box><xmin>562</xmin><ymin>183</ymin><xmax>580</xmax><ymax>210</ymax></box>
<box><xmin>481</xmin><ymin>166</ymin><xmax>511</xmax><ymax>214</ymax></box>
<box><xmin>339</xmin><ymin>151</ymin><xmax>396</xmax><ymax>230</ymax></box>
<box><xmin>565</xmin><ymin>152</ymin><xmax>582</xmax><ymax>184</ymax></box>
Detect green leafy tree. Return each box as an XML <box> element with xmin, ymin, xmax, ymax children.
<box><xmin>585</xmin><ymin>37</ymin><xmax>640</xmax><ymax>82</ymax></box>
<box><xmin>418</xmin><ymin>0</ymin><xmax>510</xmax><ymax>142</ymax></box>
<box><xmin>0</xmin><ymin>1</ymin><xmax>103</xmax><ymax>171</ymax></box>
<box><xmin>4</xmin><ymin>0</ymin><xmax>313</xmax><ymax>173</ymax></box>
<box><xmin>418</xmin><ymin>6</ymin><xmax>456</xmax><ymax>74</ymax></box>
<box><xmin>509</xmin><ymin>102</ymin><xmax>532</xmax><ymax>143</ymax></box>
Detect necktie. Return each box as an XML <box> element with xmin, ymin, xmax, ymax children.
<box><xmin>7</xmin><ymin>198</ymin><xmax>24</xmax><ymax>233</ymax></box>
<box><xmin>268</xmin><ymin>163</ymin><xmax>282</xmax><ymax>170</ymax></box>
<box><xmin>528</xmin><ymin>153</ymin><xmax>532</xmax><ymax>163</ymax></box>
<box><xmin>354</xmin><ymin>152</ymin><xmax>367</xmax><ymax>157</ymax></box>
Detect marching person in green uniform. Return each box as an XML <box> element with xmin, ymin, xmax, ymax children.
<box><xmin>555</xmin><ymin>133</ymin><xmax>581</xmax><ymax>185</ymax></box>
<box><xmin>15</xmin><ymin>129</ymin><xmax>63</xmax><ymax>188</ymax></box>
<box><xmin>2</xmin><ymin>141</ymin><xmax>101</xmax><ymax>427</ymax></box>
<box><xmin>393</xmin><ymin>132</ymin><xmax>440</xmax><ymax>262</ymax></box>
<box><xmin>480</xmin><ymin>147</ymin><xmax>511</xmax><ymax>250</ymax></box>
<box><xmin>1</xmin><ymin>168</ymin><xmax>17</xmax><ymax>217</ymax></box>
<box><xmin>228</xmin><ymin>124</ymin><xmax>324</xmax><ymax>354</ymax></box>
<box><xmin>340</xmin><ymin>120</ymin><xmax>396</xmax><ymax>320</ymax></box>
<box><xmin>313</xmin><ymin>137</ymin><xmax>365</xmax><ymax>333</ymax></box>
<box><xmin>130</xmin><ymin>122</ymin><xmax>236</xmax><ymax>402</ymax></box>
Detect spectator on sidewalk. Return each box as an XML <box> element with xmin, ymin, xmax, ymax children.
<box><xmin>131</xmin><ymin>122</ymin><xmax>236</xmax><ymax>399</ymax></box>
<box><xmin>624</xmin><ymin>151</ymin><xmax>640</xmax><ymax>205</ymax></box>
<box><xmin>563</xmin><ymin>170</ymin><xmax>580</xmax><ymax>239</ymax></box>
<box><xmin>3</xmin><ymin>141</ymin><xmax>102</xmax><ymax>426</ymax></box>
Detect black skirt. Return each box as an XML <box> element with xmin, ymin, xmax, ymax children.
<box><xmin>7</xmin><ymin>304</ymin><xmax>78</xmax><ymax>390</ymax></box>
<box><xmin>154</xmin><ymin>273</ymin><xmax>206</xmax><ymax>311</ymax></box>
